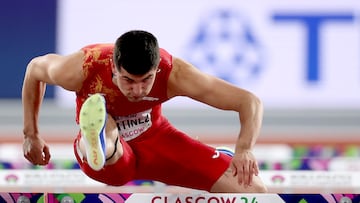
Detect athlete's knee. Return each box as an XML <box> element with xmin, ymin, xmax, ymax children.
<box><xmin>250</xmin><ymin>180</ymin><xmax>268</xmax><ymax>193</ymax></box>
<box><xmin>211</xmin><ymin>172</ymin><xmax>268</xmax><ymax>193</ymax></box>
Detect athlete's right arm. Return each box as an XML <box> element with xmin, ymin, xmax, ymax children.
<box><xmin>22</xmin><ymin>51</ymin><xmax>85</xmax><ymax>165</ymax></box>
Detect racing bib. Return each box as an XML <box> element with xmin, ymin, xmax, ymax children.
<box><xmin>114</xmin><ymin>109</ymin><xmax>152</xmax><ymax>141</ymax></box>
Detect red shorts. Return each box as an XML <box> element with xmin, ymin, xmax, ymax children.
<box><xmin>74</xmin><ymin>120</ymin><xmax>231</xmax><ymax>191</ymax></box>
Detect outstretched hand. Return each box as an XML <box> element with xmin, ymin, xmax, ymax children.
<box><xmin>23</xmin><ymin>136</ymin><xmax>51</xmax><ymax>165</ymax></box>
<box><xmin>230</xmin><ymin>149</ymin><xmax>259</xmax><ymax>187</ymax></box>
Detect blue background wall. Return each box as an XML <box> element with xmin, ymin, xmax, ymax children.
<box><xmin>0</xmin><ymin>0</ymin><xmax>56</xmax><ymax>98</ymax></box>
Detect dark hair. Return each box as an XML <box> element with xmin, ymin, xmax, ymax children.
<box><xmin>113</xmin><ymin>30</ymin><xmax>160</xmax><ymax>75</ymax></box>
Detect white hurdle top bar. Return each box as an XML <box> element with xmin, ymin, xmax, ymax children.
<box><xmin>0</xmin><ymin>169</ymin><xmax>359</xmax><ymax>193</ymax></box>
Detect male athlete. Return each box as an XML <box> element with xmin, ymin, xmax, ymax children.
<box><xmin>22</xmin><ymin>30</ymin><xmax>267</xmax><ymax>193</ymax></box>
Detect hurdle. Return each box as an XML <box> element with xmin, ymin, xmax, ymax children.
<box><xmin>0</xmin><ymin>169</ymin><xmax>359</xmax><ymax>202</ymax></box>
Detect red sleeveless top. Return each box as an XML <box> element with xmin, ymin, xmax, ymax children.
<box><xmin>75</xmin><ymin>44</ymin><xmax>173</xmax><ymax>140</ymax></box>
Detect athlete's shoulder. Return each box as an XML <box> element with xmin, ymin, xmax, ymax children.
<box><xmin>79</xmin><ymin>43</ymin><xmax>113</xmax><ymax>78</ymax></box>
<box><xmin>80</xmin><ymin>43</ymin><xmax>114</xmax><ymax>64</ymax></box>
<box><xmin>159</xmin><ymin>48</ymin><xmax>173</xmax><ymax>68</ymax></box>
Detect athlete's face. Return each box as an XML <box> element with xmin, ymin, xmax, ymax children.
<box><xmin>113</xmin><ymin>67</ymin><xmax>158</xmax><ymax>102</ymax></box>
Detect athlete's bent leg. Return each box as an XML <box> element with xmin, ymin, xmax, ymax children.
<box><xmin>210</xmin><ymin>168</ymin><xmax>267</xmax><ymax>193</ymax></box>
<box><xmin>79</xmin><ymin>114</ymin><xmax>123</xmax><ymax>165</ymax></box>
<box><xmin>78</xmin><ymin>93</ymin><xmax>123</xmax><ymax>170</ymax></box>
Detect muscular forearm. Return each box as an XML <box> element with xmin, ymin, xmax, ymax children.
<box><xmin>235</xmin><ymin>95</ymin><xmax>263</xmax><ymax>152</ymax></box>
<box><xmin>22</xmin><ymin>63</ymin><xmax>47</xmax><ymax>138</ymax></box>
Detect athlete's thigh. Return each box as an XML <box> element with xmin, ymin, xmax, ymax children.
<box><xmin>131</xmin><ymin>124</ymin><xmax>231</xmax><ymax>191</ymax></box>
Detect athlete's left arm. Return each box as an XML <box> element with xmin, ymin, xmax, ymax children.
<box><xmin>167</xmin><ymin>57</ymin><xmax>263</xmax><ymax>187</ymax></box>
